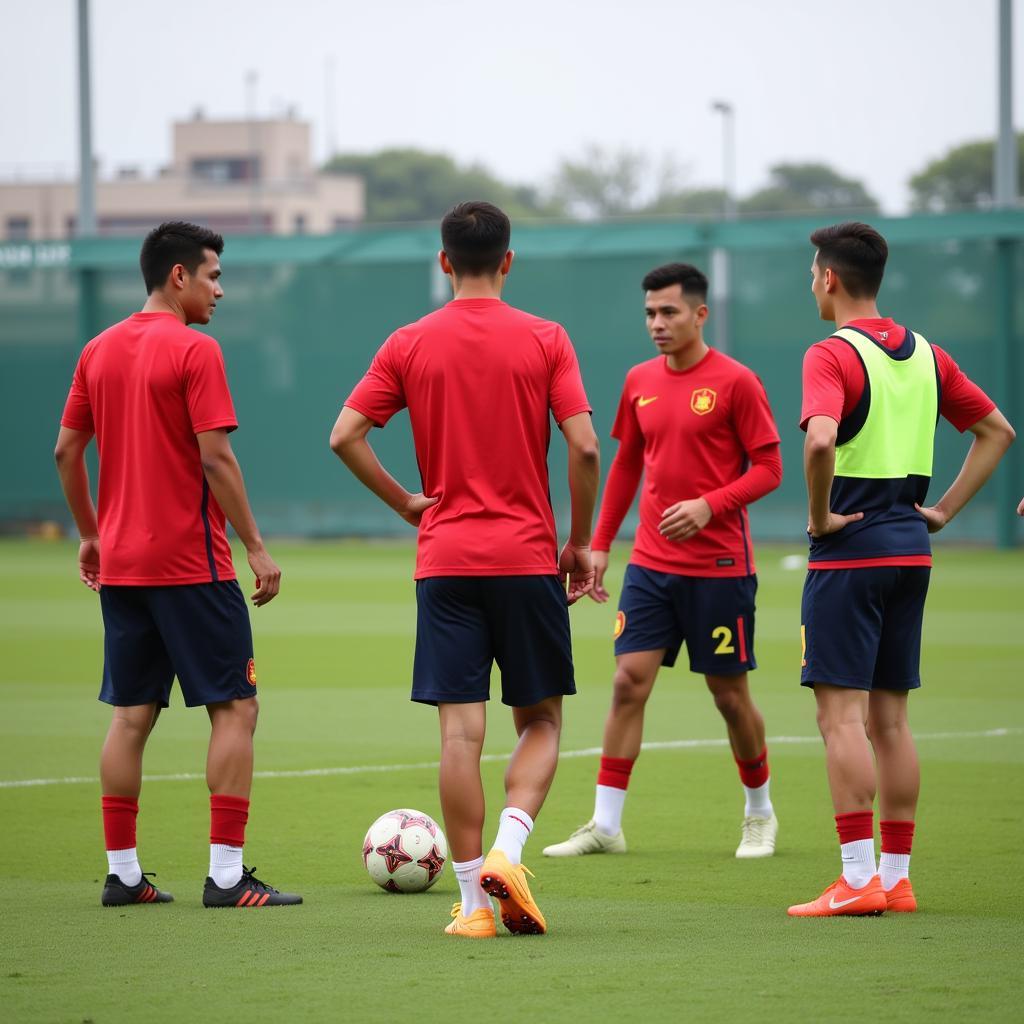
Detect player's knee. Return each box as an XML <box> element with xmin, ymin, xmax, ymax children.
<box><xmin>611</xmin><ymin>666</ymin><xmax>651</xmax><ymax>708</ymax></box>
<box><xmin>711</xmin><ymin>686</ymin><xmax>745</xmax><ymax>722</ymax></box>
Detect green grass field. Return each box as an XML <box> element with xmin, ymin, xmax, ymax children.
<box><xmin>2</xmin><ymin>538</ymin><xmax>1022</xmax><ymax>1023</ymax></box>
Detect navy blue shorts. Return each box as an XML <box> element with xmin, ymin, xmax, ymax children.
<box><xmin>412</xmin><ymin>575</ymin><xmax>576</xmax><ymax>707</ymax></box>
<box><xmin>801</xmin><ymin>566</ymin><xmax>930</xmax><ymax>691</ymax></box>
<box><xmin>614</xmin><ymin>564</ymin><xmax>757</xmax><ymax>675</ymax></box>
<box><xmin>99</xmin><ymin>581</ymin><xmax>256</xmax><ymax>708</ymax></box>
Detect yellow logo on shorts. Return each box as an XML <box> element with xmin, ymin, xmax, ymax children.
<box><xmin>614</xmin><ymin>611</ymin><xmax>626</xmax><ymax>639</ymax></box>
<box><xmin>690</xmin><ymin>387</ymin><xmax>717</xmax><ymax>415</ymax></box>
<box><xmin>246</xmin><ymin>658</ymin><xmax>257</xmax><ymax>686</ymax></box>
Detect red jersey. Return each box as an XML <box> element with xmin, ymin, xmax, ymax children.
<box><xmin>592</xmin><ymin>349</ymin><xmax>781</xmax><ymax>577</ymax></box>
<box><xmin>345</xmin><ymin>298</ymin><xmax>591</xmax><ymax>579</ymax></box>
<box><xmin>60</xmin><ymin>311</ymin><xmax>238</xmax><ymax>585</ymax></box>
<box><xmin>800</xmin><ymin>317</ymin><xmax>996</xmax><ymax>569</ymax></box>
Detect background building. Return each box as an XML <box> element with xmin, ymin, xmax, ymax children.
<box><xmin>0</xmin><ymin>111</ymin><xmax>364</xmax><ymax>240</ymax></box>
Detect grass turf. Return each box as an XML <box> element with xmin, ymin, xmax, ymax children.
<box><xmin>1</xmin><ymin>538</ymin><xmax>1022</xmax><ymax>1023</ymax></box>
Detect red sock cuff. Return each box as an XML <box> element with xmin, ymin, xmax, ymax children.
<box><xmin>880</xmin><ymin>819</ymin><xmax>915</xmax><ymax>855</ymax></box>
<box><xmin>835</xmin><ymin>810</ymin><xmax>874</xmax><ymax>845</ymax></box>
<box><xmin>597</xmin><ymin>756</ymin><xmax>635</xmax><ymax>790</ymax></box>
<box><xmin>210</xmin><ymin>794</ymin><xmax>250</xmax><ymax>847</ymax></box>
<box><xmin>735</xmin><ymin>747</ymin><xmax>770</xmax><ymax>789</ymax></box>
<box><xmin>101</xmin><ymin>796</ymin><xmax>139</xmax><ymax>851</ymax></box>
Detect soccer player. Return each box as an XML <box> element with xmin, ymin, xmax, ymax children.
<box><xmin>788</xmin><ymin>222</ymin><xmax>1014</xmax><ymax>917</ymax></box>
<box><xmin>331</xmin><ymin>201</ymin><xmax>599</xmax><ymax>938</ymax></box>
<box><xmin>55</xmin><ymin>221</ymin><xmax>301</xmax><ymax>909</ymax></box>
<box><xmin>542</xmin><ymin>262</ymin><xmax>783</xmax><ymax>861</ymax></box>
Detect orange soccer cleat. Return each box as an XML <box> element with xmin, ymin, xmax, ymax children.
<box><xmin>444</xmin><ymin>902</ymin><xmax>497</xmax><ymax>938</ymax></box>
<box><xmin>480</xmin><ymin>849</ymin><xmax>547</xmax><ymax>935</ymax></box>
<box><xmin>787</xmin><ymin>874</ymin><xmax>887</xmax><ymax>917</ymax></box>
<box><xmin>884</xmin><ymin>877</ymin><xmax>917</xmax><ymax>913</ymax></box>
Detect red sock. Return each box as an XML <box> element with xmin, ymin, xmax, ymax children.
<box><xmin>735</xmin><ymin>747</ymin><xmax>770</xmax><ymax>789</ymax></box>
<box><xmin>835</xmin><ymin>810</ymin><xmax>874</xmax><ymax>844</ymax></box>
<box><xmin>102</xmin><ymin>796</ymin><xmax>139</xmax><ymax>851</ymax></box>
<box><xmin>210</xmin><ymin>795</ymin><xmax>250</xmax><ymax>847</ymax></box>
<box><xmin>880</xmin><ymin>819</ymin><xmax>915</xmax><ymax>855</ymax></box>
<box><xmin>597</xmin><ymin>756</ymin><xmax>634</xmax><ymax>790</ymax></box>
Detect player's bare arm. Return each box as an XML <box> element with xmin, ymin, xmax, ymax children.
<box><xmin>330</xmin><ymin>406</ymin><xmax>438</xmax><ymax>527</ymax></box>
<box><xmin>915</xmin><ymin>408</ymin><xmax>1015</xmax><ymax>533</ymax></box>
<box><xmin>1018</xmin><ymin>496</ymin><xmax>1024</xmax><ymax>516</ymax></box>
<box><xmin>559</xmin><ymin>411</ymin><xmax>600</xmax><ymax>604</ymax></box>
<box><xmin>54</xmin><ymin>425</ymin><xmax>101</xmax><ymax>591</ymax></box>
<box><xmin>196</xmin><ymin>428</ymin><xmax>281</xmax><ymax>606</ymax></box>
<box><xmin>803</xmin><ymin>414</ymin><xmax>864</xmax><ymax>538</ymax></box>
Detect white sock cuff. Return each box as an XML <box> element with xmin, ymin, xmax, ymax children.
<box><xmin>210</xmin><ymin>843</ymin><xmax>243</xmax><ymax>865</ymax></box>
<box><xmin>107</xmin><ymin>846</ymin><xmax>138</xmax><ymax>863</ymax></box>
<box><xmin>452</xmin><ymin>856</ymin><xmax>485</xmax><ymax>874</ymax></box>
<box><xmin>500</xmin><ymin>807</ymin><xmax>534</xmax><ymax>833</ymax></box>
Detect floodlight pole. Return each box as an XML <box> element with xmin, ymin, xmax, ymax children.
<box><xmin>711</xmin><ymin>101</ymin><xmax>737</xmax><ymax>220</ymax></box>
<box><xmin>994</xmin><ymin>0</ymin><xmax>1019</xmax><ymax>548</ymax></box>
<box><xmin>710</xmin><ymin>101</ymin><xmax>736</xmax><ymax>355</ymax></box>
<box><xmin>76</xmin><ymin>0</ymin><xmax>96</xmax><ymax>237</ymax></box>
<box><xmin>995</xmin><ymin>0</ymin><xmax>1017</xmax><ymax>208</ymax></box>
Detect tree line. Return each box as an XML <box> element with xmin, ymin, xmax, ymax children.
<box><xmin>323</xmin><ymin>135</ymin><xmax>1024</xmax><ymax>223</ymax></box>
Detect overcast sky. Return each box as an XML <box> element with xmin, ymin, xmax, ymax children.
<box><xmin>3</xmin><ymin>0</ymin><xmax>1020</xmax><ymax>213</ymax></box>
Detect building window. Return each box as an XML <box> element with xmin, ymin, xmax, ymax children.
<box><xmin>293</xmin><ymin>213</ymin><xmax>306</xmax><ymax>235</ymax></box>
<box><xmin>191</xmin><ymin>157</ymin><xmax>260</xmax><ymax>183</ymax></box>
<box><xmin>6</xmin><ymin>216</ymin><xmax>31</xmax><ymax>241</ymax></box>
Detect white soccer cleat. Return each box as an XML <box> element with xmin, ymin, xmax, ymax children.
<box><xmin>735</xmin><ymin>813</ymin><xmax>778</xmax><ymax>858</ymax></box>
<box><xmin>542</xmin><ymin>819</ymin><xmax>627</xmax><ymax>857</ymax></box>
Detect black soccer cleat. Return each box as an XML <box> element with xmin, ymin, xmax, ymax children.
<box><xmin>101</xmin><ymin>872</ymin><xmax>174</xmax><ymax>906</ymax></box>
<box><xmin>202</xmin><ymin>866</ymin><xmax>302</xmax><ymax>908</ymax></box>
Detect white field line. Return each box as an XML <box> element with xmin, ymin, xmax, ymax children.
<box><xmin>0</xmin><ymin>727</ymin><xmax>1019</xmax><ymax>791</ymax></box>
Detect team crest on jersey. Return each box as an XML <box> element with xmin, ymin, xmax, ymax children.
<box><xmin>614</xmin><ymin>611</ymin><xmax>626</xmax><ymax>638</ymax></box>
<box><xmin>690</xmin><ymin>387</ymin><xmax>717</xmax><ymax>415</ymax></box>
<box><xmin>246</xmin><ymin>658</ymin><xmax>257</xmax><ymax>686</ymax></box>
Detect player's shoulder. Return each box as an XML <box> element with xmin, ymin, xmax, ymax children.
<box><xmin>624</xmin><ymin>355</ymin><xmax>664</xmax><ymax>383</ymax></box>
<box><xmin>706</xmin><ymin>347</ymin><xmax>762</xmax><ymax>383</ymax></box>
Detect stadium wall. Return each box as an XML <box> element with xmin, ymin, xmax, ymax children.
<box><xmin>2</xmin><ymin>212</ymin><xmax>1021</xmax><ymax>547</ymax></box>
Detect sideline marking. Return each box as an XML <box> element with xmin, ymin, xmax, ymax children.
<box><xmin>0</xmin><ymin>728</ymin><xmax>1018</xmax><ymax>790</ymax></box>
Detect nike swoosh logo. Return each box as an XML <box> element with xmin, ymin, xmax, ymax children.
<box><xmin>637</xmin><ymin>396</ymin><xmax>659</xmax><ymax>407</ymax></box>
<box><xmin>828</xmin><ymin>894</ymin><xmax>863</xmax><ymax>909</ymax></box>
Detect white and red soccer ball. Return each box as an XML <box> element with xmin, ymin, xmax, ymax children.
<box><xmin>362</xmin><ymin>808</ymin><xmax>448</xmax><ymax>893</ymax></box>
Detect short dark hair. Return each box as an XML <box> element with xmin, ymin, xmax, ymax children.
<box><xmin>641</xmin><ymin>262</ymin><xmax>708</xmax><ymax>303</ymax></box>
<box><xmin>809</xmin><ymin>221</ymin><xmax>888</xmax><ymax>299</ymax></box>
<box><xmin>440</xmin><ymin>201</ymin><xmax>511</xmax><ymax>276</ymax></box>
<box><xmin>139</xmin><ymin>220</ymin><xmax>224</xmax><ymax>294</ymax></box>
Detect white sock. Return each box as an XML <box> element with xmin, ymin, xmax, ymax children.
<box><xmin>453</xmin><ymin>856</ymin><xmax>488</xmax><ymax>915</ymax></box>
<box><xmin>107</xmin><ymin>847</ymin><xmax>141</xmax><ymax>887</ymax></box>
<box><xmin>743</xmin><ymin>780</ymin><xmax>773</xmax><ymax>819</ymax></box>
<box><xmin>880</xmin><ymin>852</ymin><xmax>910</xmax><ymax>890</ymax></box>
<box><xmin>593</xmin><ymin>785</ymin><xmax>627</xmax><ymax>836</ymax></box>
<box><xmin>840</xmin><ymin>838</ymin><xmax>877</xmax><ymax>888</ymax></box>
<box><xmin>209</xmin><ymin>844</ymin><xmax>244</xmax><ymax>888</ymax></box>
<box><xmin>492</xmin><ymin>807</ymin><xmax>534</xmax><ymax>865</ymax></box>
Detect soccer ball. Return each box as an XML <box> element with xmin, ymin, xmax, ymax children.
<box><xmin>362</xmin><ymin>808</ymin><xmax>448</xmax><ymax>893</ymax></box>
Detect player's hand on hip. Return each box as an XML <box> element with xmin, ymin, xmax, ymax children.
<box><xmin>559</xmin><ymin>541</ymin><xmax>595</xmax><ymax>605</ymax></box>
<box><xmin>807</xmin><ymin>510</ymin><xmax>864</xmax><ymax>538</ymax></box>
<box><xmin>78</xmin><ymin>537</ymin><xmax>101</xmax><ymax>592</ymax></box>
<box><xmin>659</xmin><ymin>498</ymin><xmax>712</xmax><ymax>542</ymax></box>
<box><xmin>399</xmin><ymin>492</ymin><xmax>439</xmax><ymax>527</ymax></box>
<box><xmin>914</xmin><ymin>502</ymin><xmax>949</xmax><ymax>534</ymax></box>
<box><xmin>247</xmin><ymin>546</ymin><xmax>281</xmax><ymax>606</ymax></box>
<box><xmin>588</xmin><ymin>550</ymin><xmax>611</xmax><ymax>603</ymax></box>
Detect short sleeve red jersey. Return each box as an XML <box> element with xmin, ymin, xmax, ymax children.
<box><xmin>800</xmin><ymin>317</ymin><xmax>995</xmax><ymax>433</ymax></box>
<box><xmin>345</xmin><ymin>298</ymin><xmax>592</xmax><ymax>579</ymax></box>
<box><xmin>593</xmin><ymin>349</ymin><xmax>780</xmax><ymax>577</ymax></box>
<box><xmin>60</xmin><ymin>311</ymin><xmax>238</xmax><ymax>585</ymax></box>
<box><xmin>799</xmin><ymin>316</ymin><xmax>996</xmax><ymax>569</ymax></box>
